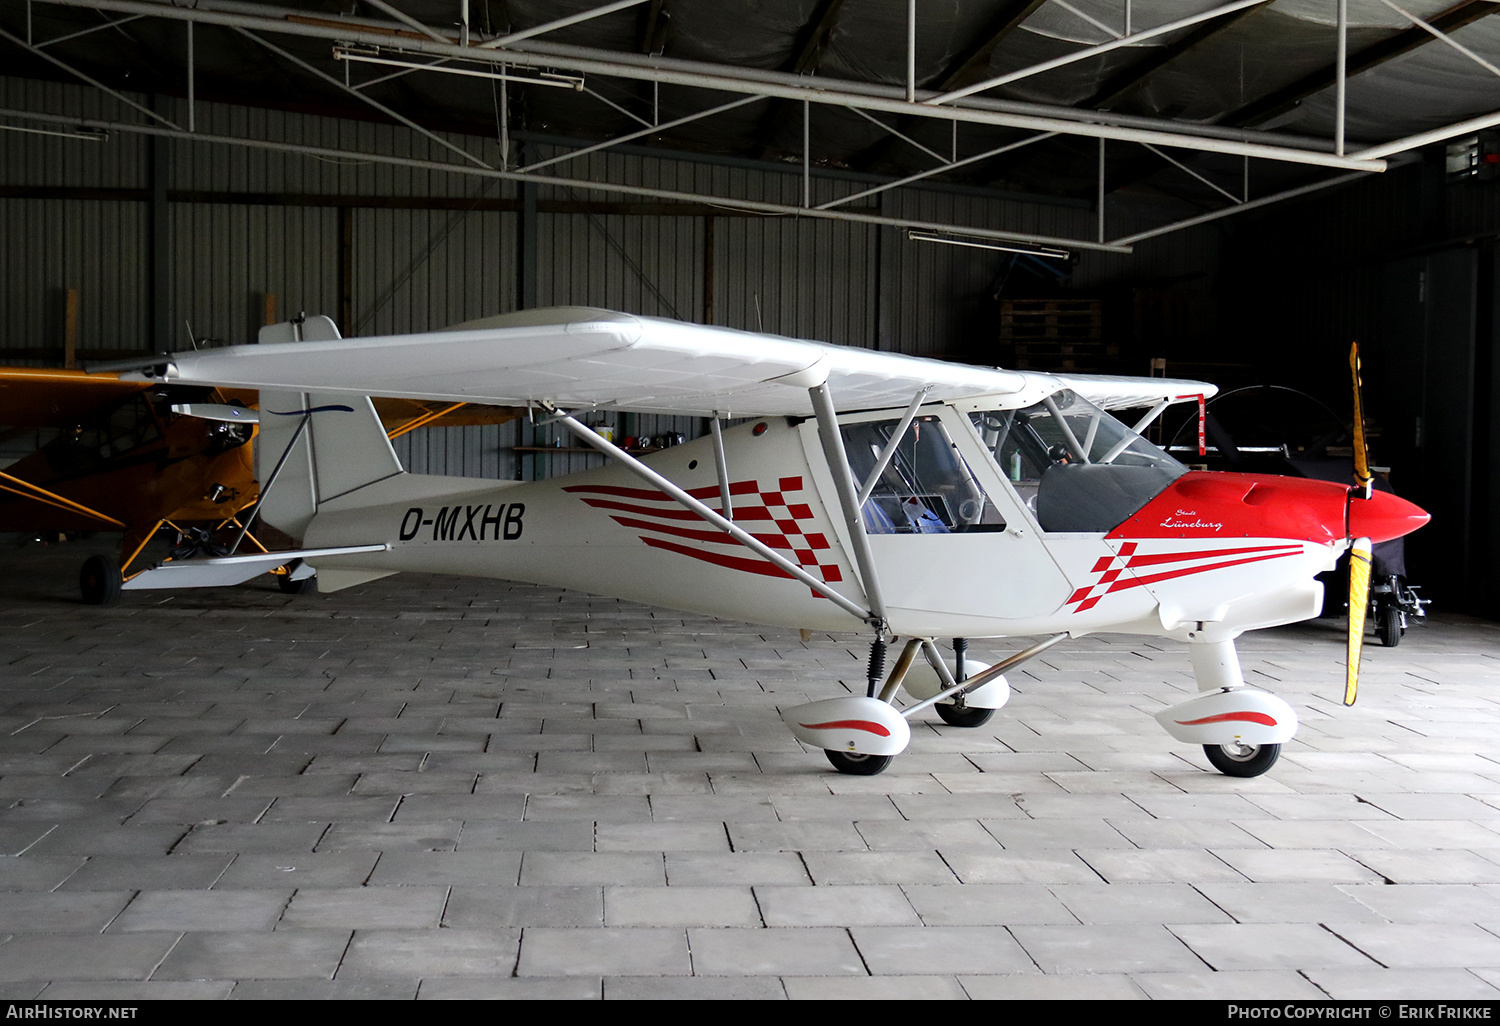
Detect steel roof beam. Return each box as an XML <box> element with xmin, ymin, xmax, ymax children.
<box><xmin>475</xmin><ymin>0</ymin><xmax>652</xmax><ymax>51</ymax></box>
<box><xmin>1108</xmin><ymin>166</ymin><xmax>1379</xmax><ymax>247</ymax></box>
<box><xmin>1222</xmin><ymin>0</ymin><xmax>1497</xmax><ymax>128</ymax></box>
<box><xmin>0</xmin><ymin>104</ymin><xmax>1138</xmax><ymax>253</ymax></box>
<box><xmin>26</xmin><ymin>0</ymin><xmax>1356</xmax><ymax>163</ymax></box>
<box><xmin>817</xmin><ymin>130</ymin><xmax>1057</xmax><ymax>211</ymax></box>
<box><xmin>931</xmin><ymin>0</ymin><xmax>1051</xmax><ymax>94</ymax></box>
<box><xmin>0</xmin><ymin>22</ymin><xmax>179</xmax><ymax>130</ymax></box>
<box><xmin>516</xmin><ymin>93</ymin><xmax>765</xmax><ymax>174</ymax></box>
<box><xmin>749</xmin><ymin>0</ymin><xmax>847</xmax><ymax>160</ymax></box>
<box><xmin>925</xmin><ymin>0</ymin><xmax>1272</xmax><ymax>107</ymax></box>
<box><xmin>843</xmin><ymin>0</ymin><xmax>1046</xmax><ymax>178</ymax></box>
<box><xmin>1084</xmin><ymin>3</ymin><xmax>1270</xmax><ymax>110</ymax></box>
<box><xmin>362</xmin><ymin>0</ymin><xmax>450</xmax><ymax>45</ymax></box>
<box><xmin>1087</xmin><ymin>0</ymin><xmax>1494</xmax><ymax>204</ymax></box>
<box><xmin>239</xmin><ymin>27</ymin><xmax>493</xmax><ymax>170</ymax></box>
<box><xmin>981</xmin><ymin>1</ymin><xmax>1271</xmax><ymax>193</ymax></box>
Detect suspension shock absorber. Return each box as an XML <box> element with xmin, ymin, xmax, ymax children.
<box><xmin>866</xmin><ymin>636</ymin><xmax>888</xmax><ymax>698</ymax></box>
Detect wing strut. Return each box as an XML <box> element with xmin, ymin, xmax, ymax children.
<box><xmin>855</xmin><ymin>388</ymin><xmax>928</xmax><ymax>507</ymax></box>
<box><xmin>550</xmin><ymin>406</ymin><xmax>877</xmax><ymax>626</ymax></box>
<box><xmin>807</xmin><ymin>382</ymin><xmax>889</xmax><ymax>632</ymax></box>
<box><xmin>708</xmin><ymin>415</ymin><xmax>734</xmax><ymax>522</ymax></box>
<box><xmin>0</xmin><ymin>469</ymin><xmax>126</xmax><ymax>528</ymax></box>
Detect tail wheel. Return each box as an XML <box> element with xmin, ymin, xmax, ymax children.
<box><xmin>278</xmin><ymin>573</ymin><xmax>317</xmax><ymax>595</ymax></box>
<box><xmin>825</xmin><ymin>750</ymin><xmax>893</xmax><ymax>775</ymax></box>
<box><xmin>79</xmin><ymin>555</ymin><xmax>123</xmax><ymax>606</ymax></box>
<box><xmin>1204</xmin><ymin>741</ymin><xmax>1280</xmax><ymax>778</ymax></box>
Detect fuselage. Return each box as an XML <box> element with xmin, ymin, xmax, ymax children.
<box><xmin>300</xmin><ymin>394</ymin><xmax>1429</xmax><ymax>643</ymax></box>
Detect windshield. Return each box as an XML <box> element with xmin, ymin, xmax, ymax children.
<box><xmin>971</xmin><ymin>390</ymin><xmax>1187</xmax><ymax>532</ymax></box>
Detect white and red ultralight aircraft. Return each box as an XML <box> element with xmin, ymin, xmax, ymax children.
<box><xmin>119</xmin><ymin>308</ymin><xmax>1429</xmax><ymax>777</ymax></box>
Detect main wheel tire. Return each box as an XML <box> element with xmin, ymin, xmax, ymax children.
<box><xmin>79</xmin><ymin>555</ymin><xmax>122</xmax><ymax>606</ymax></box>
<box><xmin>1378</xmin><ymin>606</ymin><xmax>1402</xmax><ymax>648</ymax></box>
<box><xmin>825</xmin><ymin>750</ymin><xmax>893</xmax><ymax>776</ymax></box>
<box><xmin>1204</xmin><ymin>741</ymin><xmax>1280</xmax><ymax>778</ymax></box>
<box><xmin>935</xmin><ymin>702</ymin><xmax>995</xmax><ymax>727</ymax></box>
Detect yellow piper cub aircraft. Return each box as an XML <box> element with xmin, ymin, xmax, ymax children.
<box><xmin>118</xmin><ymin>309</ymin><xmax>1428</xmax><ymax>777</ymax></box>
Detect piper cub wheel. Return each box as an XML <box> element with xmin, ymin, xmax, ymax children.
<box><xmin>825</xmin><ymin>750</ymin><xmax>893</xmax><ymax>776</ymax></box>
<box><xmin>79</xmin><ymin>555</ymin><xmax>123</xmax><ymax>606</ymax></box>
<box><xmin>1204</xmin><ymin>741</ymin><xmax>1280</xmax><ymax>778</ymax></box>
<box><xmin>278</xmin><ymin>573</ymin><xmax>317</xmax><ymax>595</ymax></box>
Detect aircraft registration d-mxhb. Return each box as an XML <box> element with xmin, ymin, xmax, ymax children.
<box><xmin>118</xmin><ymin>309</ymin><xmax>1429</xmax><ymax>777</ymax></box>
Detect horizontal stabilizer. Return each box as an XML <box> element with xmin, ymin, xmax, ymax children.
<box><xmin>169</xmin><ymin>403</ymin><xmax>259</xmax><ymax>424</ymax></box>
<box><xmin>122</xmin><ymin>544</ymin><xmax>389</xmax><ymax>591</ymax></box>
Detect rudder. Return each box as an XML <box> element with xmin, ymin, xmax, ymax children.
<box><xmin>255</xmin><ymin>315</ymin><xmax>403</xmax><ymax>542</ymax></box>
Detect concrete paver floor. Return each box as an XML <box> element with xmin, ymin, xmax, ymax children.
<box><xmin>2</xmin><ymin>540</ymin><xmax>1499</xmax><ymax>999</ymax></box>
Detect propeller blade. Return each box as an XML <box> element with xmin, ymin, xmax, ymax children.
<box><xmin>1345</xmin><ymin>536</ymin><xmax>1373</xmax><ymax>706</ymax></box>
<box><xmin>1350</xmin><ymin>342</ymin><xmax>1373</xmax><ymax>498</ymax></box>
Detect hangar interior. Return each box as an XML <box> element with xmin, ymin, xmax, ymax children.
<box><xmin>3</xmin><ymin>0</ymin><xmax>1497</xmax><ymax>613</ymax></box>
<box><xmin>1</xmin><ymin>0</ymin><xmax>1500</xmax><ymax>1001</ymax></box>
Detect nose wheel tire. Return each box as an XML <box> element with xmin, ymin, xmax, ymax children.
<box><xmin>825</xmin><ymin>750</ymin><xmax>894</xmax><ymax>775</ymax></box>
<box><xmin>935</xmin><ymin>703</ymin><xmax>995</xmax><ymax>727</ymax></box>
<box><xmin>1204</xmin><ymin>741</ymin><xmax>1280</xmax><ymax>778</ymax></box>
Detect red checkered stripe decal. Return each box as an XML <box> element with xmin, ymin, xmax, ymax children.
<box><xmin>563</xmin><ymin>477</ymin><xmax>843</xmax><ymax>594</ymax></box>
<box><xmin>1067</xmin><ymin>542</ymin><xmax>1305</xmax><ymax>613</ymax></box>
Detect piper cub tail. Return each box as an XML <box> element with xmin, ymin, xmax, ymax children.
<box><xmin>122</xmin><ymin>315</ymin><xmax>403</xmax><ymax>595</ymax></box>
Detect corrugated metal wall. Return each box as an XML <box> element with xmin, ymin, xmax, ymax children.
<box><xmin>1</xmin><ymin>74</ymin><xmax>1200</xmax><ymax>483</ymax></box>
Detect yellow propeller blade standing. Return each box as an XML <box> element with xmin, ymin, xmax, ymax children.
<box><xmin>1350</xmin><ymin>343</ymin><xmax>1373</xmax><ymax>499</ymax></box>
<box><xmin>1346</xmin><ymin>537</ymin><xmax>1372</xmax><ymax>706</ymax></box>
<box><xmin>1345</xmin><ymin>342</ymin><xmax>1374</xmax><ymax>706</ymax></box>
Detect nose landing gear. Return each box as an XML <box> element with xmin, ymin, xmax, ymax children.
<box><xmin>1203</xmin><ymin>741</ymin><xmax>1281</xmax><ymax>778</ymax></box>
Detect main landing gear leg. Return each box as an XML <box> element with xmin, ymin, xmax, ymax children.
<box><xmin>787</xmin><ymin>635</ymin><xmax>1067</xmax><ymax>776</ymax></box>
<box><xmin>932</xmin><ymin>637</ymin><xmax>996</xmax><ymax>727</ymax></box>
<box><xmin>1152</xmin><ymin>638</ymin><xmax>1298</xmax><ymax>779</ymax></box>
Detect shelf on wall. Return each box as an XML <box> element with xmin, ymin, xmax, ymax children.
<box><xmin>510</xmin><ymin>446</ymin><xmax>664</xmax><ymax>454</ymax></box>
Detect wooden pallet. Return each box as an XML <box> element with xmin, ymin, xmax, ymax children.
<box><xmin>999</xmin><ymin>299</ymin><xmax>1102</xmax><ymax>342</ymax></box>
<box><xmin>1012</xmin><ymin>342</ymin><xmax>1119</xmax><ymax>359</ymax></box>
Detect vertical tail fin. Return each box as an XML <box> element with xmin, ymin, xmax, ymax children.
<box><xmin>255</xmin><ymin>316</ymin><xmax>402</xmax><ymax>541</ymax></box>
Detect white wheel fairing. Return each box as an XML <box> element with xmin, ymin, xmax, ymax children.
<box><xmin>901</xmin><ymin>662</ymin><xmax>1010</xmax><ymax>710</ymax></box>
<box><xmin>1153</xmin><ymin>688</ymin><xmax>1298</xmax><ymax>747</ymax></box>
<box><xmin>782</xmin><ymin>696</ymin><xmax>912</xmax><ymax>757</ymax></box>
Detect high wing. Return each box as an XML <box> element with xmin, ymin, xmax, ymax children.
<box><xmin>145</xmin><ymin>308</ymin><xmax>1215</xmax><ymax>416</ymax></box>
<box><xmin>1050</xmin><ymin>373</ymin><xmax>1213</xmax><ymax>411</ymax></box>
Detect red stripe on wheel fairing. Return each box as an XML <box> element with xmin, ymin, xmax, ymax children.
<box><xmin>1174</xmin><ymin>711</ymin><xmax>1278</xmax><ymax>727</ymax></box>
<box><xmin>796</xmin><ymin>719</ymin><xmax>892</xmax><ymax>737</ymax></box>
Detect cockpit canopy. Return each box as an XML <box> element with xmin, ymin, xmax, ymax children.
<box><xmin>972</xmin><ymin>389</ymin><xmax>1187</xmax><ymax>532</ymax></box>
<box><xmin>841</xmin><ymin>390</ymin><xmax>1187</xmax><ymax>536</ymax></box>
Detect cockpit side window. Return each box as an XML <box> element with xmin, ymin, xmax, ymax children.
<box><xmin>841</xmin><ymin>416</ymin><xmax>1006</xmax><ymax>534</ymax></box>
<box><xmin>971</xmin><ymin>391</ymin><xmax>1186</xmax><ymax>533</ymax></box>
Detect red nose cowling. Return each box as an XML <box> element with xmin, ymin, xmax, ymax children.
<box><xmin>1346</xmin><ymin>488</ymin><xmax>1431</xmax><ymax>543</ymax></box>
<box><xmin>1109</xmin><ymin>472</ymin><xmax>1431</xmax><ymax>544</ymax></box>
